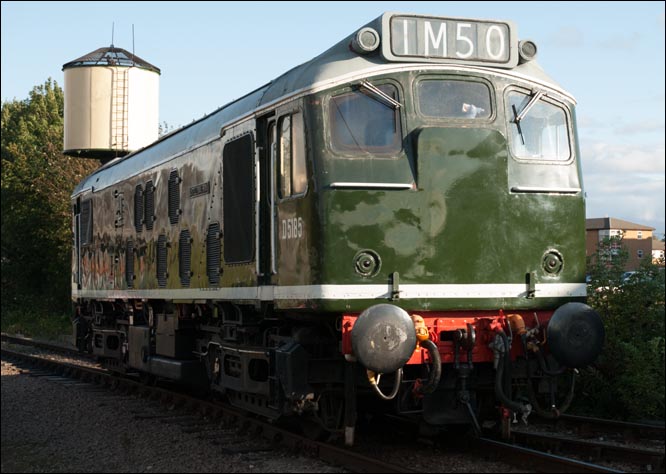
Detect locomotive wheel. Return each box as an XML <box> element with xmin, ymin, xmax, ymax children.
<box><xmin>301</xmin><ymin>390</ymin><xmax>344</xmax><ymax>441</ymax></box>
<box><xmin>203</xmin><ymin>347</ymin><xmax>222</xmax><ymax>388</ymax></box>
<box><xmin>140</xmin><ymin>372</ymin><xmax>157</xmax><ymax>386</ymax></box>
<box><xmin>526</xmin><ymin>370</ymin><xmax>576</xmax><ymax>419</ymax></box>
<box><xmin>301</xmin><ymin>417</ymin><xmax>330</xmax><ymax>441</ymax></box>
<box><xmin>501</xmin><ymin>414</ymin><xmax>512</xmax><ymax>440</ymax></box>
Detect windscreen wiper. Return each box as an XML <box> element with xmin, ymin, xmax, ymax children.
<box><xmin>360</xmin><ymin>81</ymin><xmax>402</xmax><ymax>109</ymax></box>
<box><xmin>512</xmin><ymin>90</ymin><xmax>544</xmax><ymax>145</ymax></box>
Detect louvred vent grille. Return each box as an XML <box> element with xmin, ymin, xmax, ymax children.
<box><xmin>179</xmin><ymin>229</ymin><xmax>191</xmax><ymax>287</ymax></box>
<box><xmin>144</xmin><ymin>181</ymin><xmax>155</xmax><ymax>231</ymax></box>
<box><xmin>157</xmin><ymin>234</ymin><xmax>167</xmax><ymax>287</ymax></box>
<box><xmin>168</xmin><ymin>170</ymin><xmax>180</xmax><ymax>225</ymax></box>
<box><xmin>125</xmin><ymin>240</ymin><xmax>134</xmax><ymax>288</ymax></box>
<box><xmin>134</xmin><ymin>185</ymin><xmax>143</xmax><ymax>233</ymax></box>
<box><xmin>207</xmin><ymin>223</ymin><xmax>221</xmax><ymax>286</ymax></box>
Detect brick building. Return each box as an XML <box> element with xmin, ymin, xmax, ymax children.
<box><xmin>653</xmin><ymin>240</ymin><xmax>665</xmax><ymax>264</ymax></box>
<box><xmin>586</xmin><ymin>217</ymin><xmax>655</xmax><ymax>271</ymax></box>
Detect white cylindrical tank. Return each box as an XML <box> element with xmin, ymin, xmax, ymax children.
<box><xmin>63</xmin><ymin>46</ymin><xmax>160</xmax><ymax>160</ymax></box>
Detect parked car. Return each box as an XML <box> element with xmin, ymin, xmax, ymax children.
<box><xmin>621</xmin><ymin>271</ymin><xmax>638</xmax><ymax>284</ymax></box>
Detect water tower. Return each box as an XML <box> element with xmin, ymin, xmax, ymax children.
<box><xmin>62</xmin><ymin>45</ymin><xmax>160</xmax><ymax>162</ymax></box>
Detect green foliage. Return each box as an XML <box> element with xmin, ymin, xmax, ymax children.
<box><xmin>158</xmin><ymin>120</ymin><xmax>175</xmax><ymax>137</ymax></box>
<box><xmin>573</xmin><ymin>235</ymin><xmax>665</xmax><ymax>420</ymax></box>
<box><xmin>0</xmin><ymin>307</ymin><xmax>72</xmax><ymax>341</ymax></box>
<box><xmin>1</xmin><ymin>79</ymin><xmax>98</xmax><ymax>319</ymax></box>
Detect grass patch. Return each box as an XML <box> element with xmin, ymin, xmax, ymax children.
<box><xmin>1</xmin><ymin>308</ymin><xmax>72</xmax><ymax>341</ymax></box>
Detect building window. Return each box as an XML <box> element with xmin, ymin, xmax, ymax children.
<box><xmin>637</xmin><ymin>249</ymin><xmax>644</xmax><ymax>258</ymax></box>
<box><xmin>610</xmin><ymin>240</ymin><xmax>622</xmax><ymax>256</ymax></box>
<box><xmin>637</xmin><ymin>231</ymin><xmax>642</xmax><ymax>239</ymax></box>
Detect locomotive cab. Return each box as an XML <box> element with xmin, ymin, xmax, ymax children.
<box><xmin>304</xmin><ymin>15</ymin><xmax>604</xmax><ymax>438</ymax></box>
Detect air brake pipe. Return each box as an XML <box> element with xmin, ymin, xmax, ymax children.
<box><xmin>527</xmin><ymin>370</ymin><xmax>575</xmax><ymax>419</ymax></box>
<box><xmin>411</xmin><ymin>314</ymin><xmax>441</xmax><ymax>395</ymax></box>
<box><xmin>414</xmin><ymin>339</ymin><xmax>442</xmax><ymax>395</ymax></box>
<box><xmin>367</xmin><ymin>368</ymin><xmax>403</xmax><ymax>400</ymax></box>
<box><xmin>494</xmin><ymin>331</ymin><xmax>531</xmax><ymax>416</ymax></box>
<box><xmin>521</xmin><ymin>334</ymin><xmax>575</xmax><ymax>418</ymax></box>
<box><xmin>534</xmin><ymin>344</ymin><xmax>568</xmax><ymax>376</ymax></box>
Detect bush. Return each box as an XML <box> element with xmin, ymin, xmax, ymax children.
<box><xmin>1</xmin><ymin>79</ymin><xmax>98</xmax><ymax>330</ymax></box>
<box><xmin>1</xmin><ymin>307</ymin><xmax>72</xmax><ymax>341</ymax></box>
<box><xmin>572</xmin><ymin>236</ymin><xmax>665</xmax><ymax>420</ymax></box>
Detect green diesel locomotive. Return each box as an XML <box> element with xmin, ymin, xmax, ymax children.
<box><xmin>71</xmin><ymin>12</ymin><xmax>604</xmax><ymax>444</ymax></box>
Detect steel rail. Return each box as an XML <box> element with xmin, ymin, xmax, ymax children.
<box><xmin>553</xmin><ymin>414</ymin><xmax>666</xmax><ymax>441</ymax></box>
<box><xmin>512</xmin><ymin>429</ymin><xmax>664</xmax><ymax>472</ymax></box>
<box><xmin>474</xmin><ymin>437</ymin><xmax>624</xmax><ymax>473</ymax></box>
<box><xmin>1</xmin><ymin>332</ymin><xmax>93</xmax><ymax>360</ymax></box>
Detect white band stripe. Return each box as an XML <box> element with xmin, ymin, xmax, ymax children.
<box><xmin>73</xmin><ymin>283</ymin><xmax>587</xmax><ymax>301</ymax></box>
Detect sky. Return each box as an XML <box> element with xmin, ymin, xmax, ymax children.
<box><xmin>2</xmin><ymin>1</ymin><xmax>665</xmax><ymax>237</ymax></box>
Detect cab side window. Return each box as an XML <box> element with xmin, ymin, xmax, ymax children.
<box><xmin>329</xmin><ymin>84</ymin><xmax>402</xmax><ymax>155</ymax></box>
<box><xmin>507</xmin><ymin>91</ymin><xmax>571</xmax><ymax>161</ymax></box>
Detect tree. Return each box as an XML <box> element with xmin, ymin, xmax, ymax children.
<box><xmin>1</xmin><ymin>78</ymin><xmax>98</xmax><ymax>315</ymax></box>
<box><xmin>573</xmin><ymin>235</ymin><xmax>665</xmax><ymax>419</ymax></box>
<box><xmin>158</xmin><ymin>120</ymin><xmax>175</xmax><ymax>137</ymax></box>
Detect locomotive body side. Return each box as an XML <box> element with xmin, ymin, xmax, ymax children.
<box><xmin>70</xmin><ymin>12</ymin><xmax>604</xmax><ymax>442</ymax></box>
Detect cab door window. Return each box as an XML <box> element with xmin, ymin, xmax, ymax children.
<box><xmin>278</xmin><ymin>112</ymin><xmax>307</xmax><ymax>199</ymax></box>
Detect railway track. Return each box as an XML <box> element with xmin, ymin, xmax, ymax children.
<box><xmin>510</xmin><ymin>430</ymin><xmax>663</xmax><ymax>472</ymax></box>
<box><xmin>2</xmin><ymin>333</ymin><xmax>662</xmax><ymax>473</ymax></box>
<box><xmin>511</xmin><ymin>414</ymin><xmax>665</xmax><ymax>472</ymax></box>
<box><xmin>1</xmin><ymin>336</ymin><xmax>411</xmax><ymax>473</ymax></box>
<box><xmin>534</xmin><ymin>413</ymin><xmax>665</xmax><ymax>442</ymax></box>
<box><xmin>473</xmin><ymin>437</ymin><xmax>625</xmax><ymax>473</ymax></box>
<box><xmin>1</xmin><ymin>333</ymin><xmax>92</xmax><ymax>358</ymax></box>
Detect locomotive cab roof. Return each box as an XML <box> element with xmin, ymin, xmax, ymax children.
<box><xmin>72</xmin><ymin>11</ymin><xmax>572</xmax><ymax>197</ymax></box>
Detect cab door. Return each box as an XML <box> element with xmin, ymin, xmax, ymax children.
<box><xmin>73</xmin><ymin>198</ymin><xmax>82</xmax><ymax>291</ymax></box>
<box><xmin>256</xmin><ymin>115</ymin><xmax>276</xmax><ymax>282</ymax></box>
<box><xmin>255</xmin><ymin>105</ymin><xmax>311</xmax><ymax>289</ymax></box>
<box><xmin>273</xmin><ymin>107</ymin><xmax>311</xmax><ymax>286</ymax></box>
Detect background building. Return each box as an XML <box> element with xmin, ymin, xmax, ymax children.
<box><xmin>653</xmin><ymin>239</ymin><xmax>665</xmax><ymax>264</ymax></box>
<box><xmin>586</xmin><ymin>217</ymin><xmax>655</xmax><ymax>271</ymax></box>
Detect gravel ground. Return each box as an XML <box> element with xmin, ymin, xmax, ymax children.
<box><xmin>0</xmin><ymin>350</ymin><xmax>521</xmax><ymax>473</ymax></box>
<box><xmin>1</xmin><ymin>358</ymin><xmax>347</xmax><ymax>473</ymax></box>
<box><xmin>8</xmin><ymin>343</ymin><xmax>652</xmax><ymax>473</ymax></box>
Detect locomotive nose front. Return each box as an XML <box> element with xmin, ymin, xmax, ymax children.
<box><xmin>547</xmin><ymin>302</ymin><xmax>605</xmax><ymax>368</ymax></box>
<box><xmin>351</xmin><ymin>304</ymin><xmax>417</xmax><ymax>373</ymax></box>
